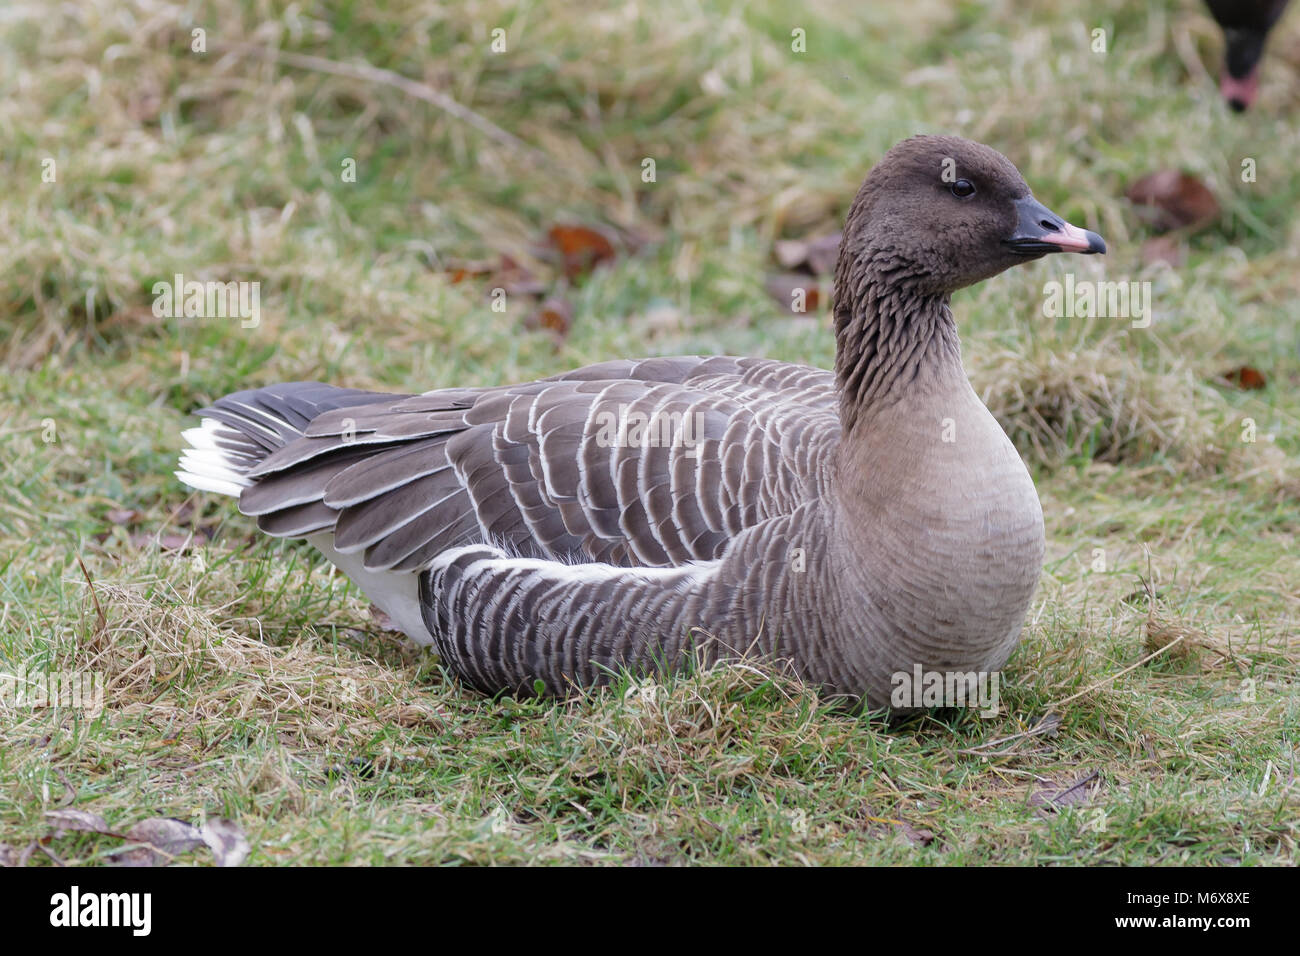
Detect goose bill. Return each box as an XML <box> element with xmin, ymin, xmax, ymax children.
<box><xmin>1003</xmin><ymin>195</ymin><xmax>1106</xmax><ymax>256</ymax></box>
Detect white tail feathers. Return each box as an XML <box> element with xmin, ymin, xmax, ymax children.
<box><xmin>176</xmin><ymin>417</ymin><xmax>252</xmax><ymax>498</ymax></box>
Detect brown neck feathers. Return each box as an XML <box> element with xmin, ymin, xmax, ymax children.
<box><xmin>832</xmin><ymin>248</ymin><xmax>962</xmax><ymax>434</ymax></box>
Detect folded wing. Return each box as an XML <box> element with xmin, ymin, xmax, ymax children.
<box><xmin>222</xmin><ymin>356</ymin><xmax>840</xmax><ymax>572</ymax></box>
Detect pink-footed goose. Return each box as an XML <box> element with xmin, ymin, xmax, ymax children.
<box><xmin>1205</xmin><ymin>0</ymin><xmax>1291</xmax><ymax>111</ymax></box>
<box><xmin>177</xmin><ymin>135</ymin><xmax>1104</xmax><ymax>708</ymax></box>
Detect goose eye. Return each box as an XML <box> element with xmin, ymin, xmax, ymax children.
<box><xmin>949</xmin><ymin>179</ymin><xmax>976</xmax><ymax>199</ymax></box>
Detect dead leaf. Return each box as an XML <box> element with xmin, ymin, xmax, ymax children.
<box><xmin>44</xmin><ymin>808</ymin><xmax>114</xmax><ymax>836</ymax></box>
<box><xmin>1219</xmin><ymin>366</ymin><xmax>1267</xmax><ymax>390</ymax></box>
<box><xmin>773</xmin><ymin>232</ymin><xmax>841</xmax><ymax>275</ymax></box>
<box><xmin>765</xmin><ymin>273</ymin><xmax>825</xmax><ymax>314</ymax></box>
<box><xmin>548</xmin><ymin>225</ymin><xmax>616</xmax><ymax>279</ymax></box>
<box><xmin>109</xmin><ymin>818</ymin><xmax>206</xmax><ymax>866</ymax></box>
<box><xmin>1028</xmin><ymin>771</ymin><xmax>1100</xmax><ymax>812</ymax></box>
<box><xmin>894</xmin><ymin>822</ymin><xmax>936</xmax><ymax>846</ymax></box>
<box><xmin>1126</xmin><ymin>170</ymin><xmax>1220</xmax><ymax>232</ymax></box>
<box><xmin>0</xmin><ymin>843</ymin><xmax>17</xmax><ymax>867</ymax></box>
<box><xmin>200</xmin><ymin>818</ymin><xmax>250</xmax><ymax>867</ymax></box>
<box><xmin>524</xmin><ymin>297</ymin><xmax>573</xmax><ymax>338</ymax></box>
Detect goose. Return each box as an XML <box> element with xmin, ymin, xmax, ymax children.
<box><xmin>177</xmin><ymin>135</ymin><xmax>1104</xmax><ymax>709</ymax></box>
<box><xmin>1204</xmin><ymin>0</ymin><xmax>1291</xmax><ymax>111</ymax></box>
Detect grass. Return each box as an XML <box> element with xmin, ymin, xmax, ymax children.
<box><xmin>1</xmin><ymin>0</ymin><xmax>1297</xmax><ymax>865</ymax></box>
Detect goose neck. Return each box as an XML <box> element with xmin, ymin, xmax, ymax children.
<box><xmin>832</xmin><ymin>256</ymin><xmax>964</xmax><ymax>434</ymax></box>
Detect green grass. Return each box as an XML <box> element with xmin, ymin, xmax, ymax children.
<box><xmin>1</xmin><ymin>0</ymin><xmax>1297</xmax><ymax>865</ymax></box>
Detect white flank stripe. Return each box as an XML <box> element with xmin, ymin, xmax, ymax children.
<box><xmin>433</xmin><ymin>545</ymin><xmax>718</xmax><ymax>588</ymax></box>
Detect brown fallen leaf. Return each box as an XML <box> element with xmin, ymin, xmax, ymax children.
<box><xmin>0</xmin><ymin>843</ymin><xmax>17</xmax><ymax>867</ymax></box>
<box><xmin>200</xmin><ymin>818</ymin><xmax>250</xmax><ymax>867</ymax></box>
<box><xmin>1219</xmin><ymin>365</ymin><xmax>1267</xmax><ymax>390</ymax></box>
<box><xmin>110</xmin><ymin>818</ymin><xmax>207</xmax><ymax>867</ymax></box>
<box><xmin>106</xmin><ymin>508</ymin><xmax>139</xmax><ymax>526</ymax></box>
<box><xmin>1126</xmin><ymin>170</ymin><xmax>1220</xmax><ymax>232</ymax></box>
<box><xmin>44</xmin><ymin>808</ymin><xmax>115</xmax><ymax>836</ymax></box>
<box><xmin>773</xmin><ymin>232</ymin><xmax>841</xmax><ymax>275</ymax></box>
<box><xmin>894</xmin><ymin>822</ymin><xmax>936</xmax><ymax>846</ymax></box>
<box><xmin>765</xmin><ymin>273</ymin><xmax>825</xmax><ymax>314</ymax></box>
<box><xmin>1028</xmin><ymin>771</ymin><xmax>1100</xmax><ymax>812</ymax></box>
<box><xmin>548</xmin><ymin>224</ymin><xmax>616</xmax><ymax>279</ymax></box>
<box><xmin>524</xmin><ymin>297</ymin><xmax>574</xmax><ymax>339</ymax></box>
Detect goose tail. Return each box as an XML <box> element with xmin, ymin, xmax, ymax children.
<box><xmin>175</xmin><ymin>382</ymin><xmax>392</xmax><ymax>498</ymax></box>
<box><xmin>176</xmin><ymin>415</ymin><xmax>260</xmax><ymax>497</ymax></box>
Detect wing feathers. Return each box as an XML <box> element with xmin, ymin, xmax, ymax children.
<box><xmin>209</xmin><ymin>357</ymin><xmax>837</xmax><ymax>576</ymax></box>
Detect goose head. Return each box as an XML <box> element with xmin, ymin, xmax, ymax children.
<box><xmin>1220</xmin><ymin>30</ymin><xmax>1266</xmax><ymax>110</ymax></box>
<box><xmin>836</xmin><ymin>135</ymin><xmax>1105</xmax><ymax>297</ymax></box>
<box><xmin>1205</xmin><ymin>0</ymin><xmax>1290</xmax><ymax>111</ymax></box>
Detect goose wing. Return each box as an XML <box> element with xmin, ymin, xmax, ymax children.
<box><xmin>216</xmin><ymin>356</ymin><xmax>839</xmax><ymax>572</ymax></box>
